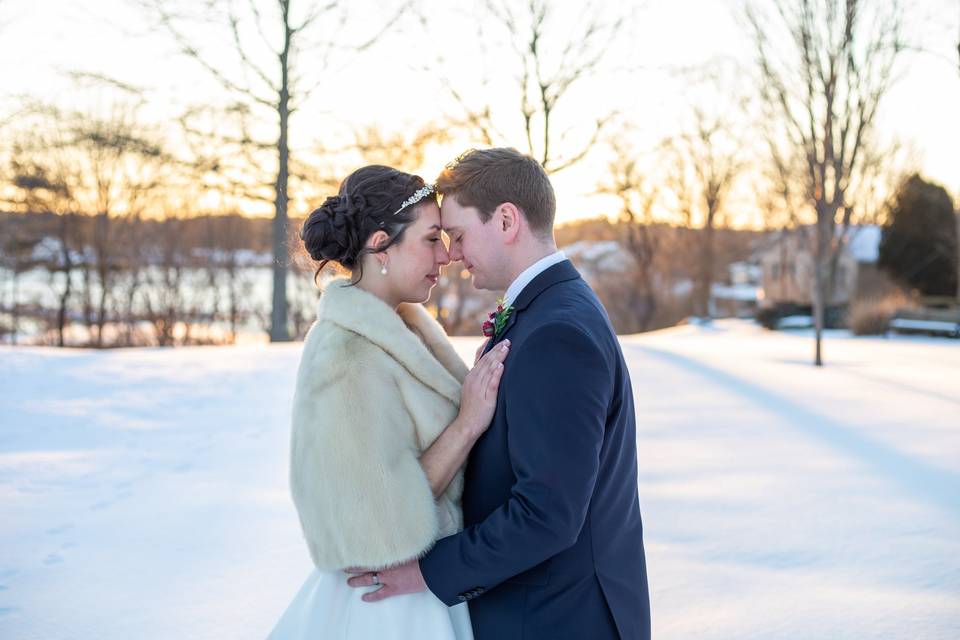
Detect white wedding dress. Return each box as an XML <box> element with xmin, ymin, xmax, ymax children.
<box><xmin>267</xmin><ymin>568</ymin><xmax>473</xmax><ymax>640</ymax></box>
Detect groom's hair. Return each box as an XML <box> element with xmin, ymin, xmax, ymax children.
<box><xmin>436</xmin><ymin>148</ymin><xmax>556</xmax><ymax>239</ymax></box>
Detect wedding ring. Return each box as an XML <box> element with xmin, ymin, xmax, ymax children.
<box><xmin>372</xmin><ymin>572</ymin><xmax>380</xmax><ymax>586</ymax></box>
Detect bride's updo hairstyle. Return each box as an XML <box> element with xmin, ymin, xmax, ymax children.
<box><xmin>300</xmin><ymin>165</ymin><xmax>437</xmax><ymax>283</ymax></box>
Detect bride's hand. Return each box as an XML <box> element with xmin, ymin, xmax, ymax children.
<box><xmin>458</xmin><ymin>339</ymin><xmax>510</xmax><ymax>439</ymax></box>
<box><xmin>474</xmin><ymin>339</ymin><xmax>489</xmax><ymax>365</ymax></box>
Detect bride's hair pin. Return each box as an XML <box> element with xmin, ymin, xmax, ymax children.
<box><xmin>391</xmin><ymin>184</ymin><xmax>435</xmax><ymax>216</ymax></box>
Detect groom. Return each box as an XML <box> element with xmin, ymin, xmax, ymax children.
<box><xmin>349</xmin><ymin>148</ymin><xmax>650</xmax><ymax>639</ymax></box>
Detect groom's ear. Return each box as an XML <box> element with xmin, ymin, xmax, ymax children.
<box><xmin>497</xmin><ymin>202</ymin><xmax>523</xmax><ymax>243</ymax></box>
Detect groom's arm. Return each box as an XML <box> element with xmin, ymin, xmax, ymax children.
<box><xmin>419</xmin><ymin>321</ymin><xmax>611</xmax><ymax>606</ymax></box>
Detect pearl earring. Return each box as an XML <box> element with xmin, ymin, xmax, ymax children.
<box><xmin>380</xmin><ymin>263</ymin><xmax>388</xmax><ymax>276</ymax></box>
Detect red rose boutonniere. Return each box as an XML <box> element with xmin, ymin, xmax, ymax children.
<box><xmin>482</xmin><ymin>296</ymin><xmax>515</xmax><ymax>338</ymax></box>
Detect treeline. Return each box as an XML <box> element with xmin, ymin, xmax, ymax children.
<box><xmin>0</xmin><ymin>210</ymin><xmax>310</xmax><ymax>347</ymax></box>
<box><xmin>0</xmin><ymin>209</ymin><xmax>761</xmax><ymax>346</ymax></box>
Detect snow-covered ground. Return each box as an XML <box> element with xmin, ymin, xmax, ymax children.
<box><xmin>1</xmin><ymin>320</ymin><xmax>958</xmax><ymax>639</ymax></box>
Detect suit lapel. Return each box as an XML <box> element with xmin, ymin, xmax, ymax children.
<box><xmin>490</xmin><ymin>260</ymin><xmax>580</xmax><ymax>345</ymax></box>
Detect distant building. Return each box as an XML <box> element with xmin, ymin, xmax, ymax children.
<box><xmin>752</xmin><ymin>225</ymin><xmax>894</xmax><ymax>307</ymax></box>
<box><xmin>710</xmin><ymin>261</ymin><xmax>763</xmax><ymax>318</ymax></box>
<box><xmin>561</xmin><ymin>240</ymin><xmax>636</xmax><ymax>280</ymax></box>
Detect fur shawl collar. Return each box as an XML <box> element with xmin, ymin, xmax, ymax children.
<box><xmin>290</xmin><ymin>279</ymin><xmax>469</xmax><ymax>571</ymax></box>
<box><xmin>317</xmin><ymin>279</ymin><xmax>468</xmax><ymax>394</ymax></box>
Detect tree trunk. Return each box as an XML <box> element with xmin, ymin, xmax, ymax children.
<box><xmin>96</xmin><ymin>266</ymin><xmax>108</xmax><ymax>348</ymax></box>
<box><xmin>81</xmin><ymin>263</ymin><xmax>95</xmax><ymax>342</ymax></box>
<box><xmin>10</xmin><ymin>270</ymin><xmax>19</xmax><ymax>346</ymax></box>
<box><xmin>699</xmin><ymin>220</ymin><xmax>715</xmax><ymax>319</ymax></box>
<box><xmin>57</xmin><ymin>277</ymin><xmax>70</xmax><ymax>347</ymax></box>
<box><xmin>955</xmin><ymin>209</ymin><xmax>960</xmax><ymax>303</ymax></box>
<box><xmin>56</xmin><ymin>270</ymin><xmax>72</xmax><ymax>348</ymax></box>
<box><xmin>94</xmin><ymin>213</ymin><xmax>109</xmax><ymax>348</ymax></box>
<box><xmin>57</xmin><ymin>216</ymin><xmax>73</xmax><ymax>348</ymax></box>
<box><xmin>812</xmin><ymin>212</ymin><xmax>830</xmax><ymax>367</ymax></box>
<box><xmin>270</xmin><ymin>11</ymin><xmax>292</xmax><ymax>343</ymax></box>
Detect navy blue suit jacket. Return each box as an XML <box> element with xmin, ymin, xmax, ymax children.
<box><xmin>420</xmin><ymin>260</ymin><xmax>650</xmax><ymax>640</ymax></box>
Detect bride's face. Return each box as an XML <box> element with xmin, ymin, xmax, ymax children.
<box><xmin>383</xmin><ymin>202</ymin><xmax>450</xmax><ymax>304</ymax></box>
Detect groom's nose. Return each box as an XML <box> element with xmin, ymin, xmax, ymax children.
<box><xmin>436</xmin><ymin>244</ymin><xmax>451</xmax><ymax>266</ymax></box>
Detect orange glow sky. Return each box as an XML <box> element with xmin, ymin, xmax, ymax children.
<box><xmin>1</xmin><ymin>0</ymin><xmax>957</xmax><ymax>228</ymax></box>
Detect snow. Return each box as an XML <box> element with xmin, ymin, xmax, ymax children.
<box><xmin>777</xmin><ymin>314</ymin><xmax>815</xmax><ymax>329</ymax></box>
<box><xmin>710</xmin><ymin>282</ymin><xmax>762</xmax><ymax>302</ymax></box>
<box><xmin>1</xmin><ymin>320</ymin><xmax>958</xmax><ymax>639</ymax></box>
<box><xmin>847</xmin><ymin>225</ymin><xmax>881</xmax><ymax>263</ymax></box>
<box><xmin>561</xmin><ymin>240</ymin><xmax>635</xmax><ymax>274</ymax></box>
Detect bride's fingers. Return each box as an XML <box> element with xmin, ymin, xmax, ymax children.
<box><xmin>477</xmin><ymin>347</ymin><xmax>499</xmax><ymax>380</ymax></box>
<box><xmin>479</xmin><ymin>341</ymin><xmax>509</xmax><ymax>368</ymax></box>
<box><xmin>346</xmin><ymin>573</ymin><xmax>379</xmax><ymax>588</ymax></box>
<box><xmin>486</xmin><ymin>362</ymin><xmax>504</xmax><ymax>400</ymax></box>
<box><xmin>478</xmin><ymin>355</ymin><xmax>504</xmax><ymax>401</ymax></box>
<box><xmin>362</xmin><ymin>586</ymin><xmax>391</xmax><ymax>603</ymax></box>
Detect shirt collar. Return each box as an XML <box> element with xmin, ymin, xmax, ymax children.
<box><xmin>503</xmin><ymin>251</ymin><xmax>566</xmax><ymax>307</ymax></box>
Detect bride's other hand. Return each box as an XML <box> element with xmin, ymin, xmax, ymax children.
<box><xmin>458</xmin><ymin>339</ymin><xmax>509</xmax><ymax>439</ymax></box>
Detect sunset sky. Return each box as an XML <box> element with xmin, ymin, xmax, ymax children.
<box><xmin>1</xmin><ymin>0</ymin><xmax>958</xmax><ymax>227</ymax></box>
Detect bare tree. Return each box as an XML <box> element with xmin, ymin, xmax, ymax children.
<box><xmin>197</xmin><ymin>214</ymin><xmax>255</xmax><ymax>343</ymax></box>
<box><xmin>2</xmin><ymin>86</ymin><xmax>168</xmax><ymax>347</ymax></box>
<box><xmin>665</xmin><ymin>107</ymin><xmax>744</xmax><ymax>319</ymax></box>
<box><xmin>430</xmin><ymin>0</ymin><xmax>631</xmax><ymax>174</ymax></box>
<box><xmin>139</xmin><ymin>0</ymin><xmax>408</xmax><ymax>342</ymax></box>
<box><xmin>76</xmin><ymin>108</ymin><xmax>167</xmax><ymax>347</ymax></box>
<box><xmin>351</xmin><ymin>123</ymin><xmax>452</xmax><ymax>172</ymax></box>
<box><xmin>5</xmin><ymin>117</ymin><xmax>81</xmax><ymax>348</ymax></box>
<box><xmin>0</xmin><ymin>221</ymin><xmax>41</xmax><ymax>346</ymax></box>
<box><xmin>746</xmin><ymin>0</ymin><xmax>906</xmax><ymax>366</ymax></box>
<box><xmin>600</xmin><ymin>140</ymin><xmax>660</xmax><ymax>331</ymax></box>
<box><xmin>5</xmin><ymin>161</ymin><xmax>81</xmax><ymax>347</ymax></box>
<box><xmin>141</xmin><ymin>216</ymin><xmax>189</xmax><ymax>346</ymax></box>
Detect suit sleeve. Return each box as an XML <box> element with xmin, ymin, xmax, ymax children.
<box><xmin>419</xmin><ymin>322</ymin><xmax>611</xmax><ymax>605</ymax></box>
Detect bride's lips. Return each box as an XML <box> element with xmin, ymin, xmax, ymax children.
<box><xmin>426</xmin><ymin>274</ymin><xmax>439</xmax><ymax>284</ymax></box>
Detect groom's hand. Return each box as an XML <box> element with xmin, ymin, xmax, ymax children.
<box><xmin>344</xmin><ymin>558</ymin><xmax>427</xmax><ymax>602</ymax></box>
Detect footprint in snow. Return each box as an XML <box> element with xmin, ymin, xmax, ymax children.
<box><xmin>43</xmin><ymin>553</ymin><xmax>63</xmax><ymax>566</ymax></box>
<box><xmin>46</xmin><ymin>523</ymin><xmax>74</xmax><ymax>535</ymax></box>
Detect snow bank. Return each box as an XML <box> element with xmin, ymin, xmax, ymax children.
<box><xmin>1</xmin><ymin>321</ymin><xmax>957</xmax><ymax>638</ymax></box>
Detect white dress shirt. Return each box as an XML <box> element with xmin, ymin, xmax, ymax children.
<box><xmin>503</xmin><ymin>251</ymin><xmax>567</xmax><ymax>307</ymax></box>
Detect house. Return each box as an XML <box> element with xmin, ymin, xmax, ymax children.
<box><xmin>710</xmin><ymin>261</ymin><xmax>763</xmax><ymax>318</ymax></box>
<box><xmin>753</xmin><ymin>225</ymin><xmax>893</xmax><ymax>307</ymax></box>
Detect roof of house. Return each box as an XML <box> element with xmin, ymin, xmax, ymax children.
<box><xmin>847</xmin><ymin>225</ymin><xmax>881</xmax><ymax>263</ymax></box>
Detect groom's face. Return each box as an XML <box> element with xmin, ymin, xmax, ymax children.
<box><xmin>440</xmin><ymin>195</ymin><xmax>506</xmax><ymax>291</ymax></box>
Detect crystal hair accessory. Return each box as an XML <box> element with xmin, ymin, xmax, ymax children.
<box><xmin>391</xmin><ymin>184</ymin><xmax>435</xmax><ymax>216</ymax></box>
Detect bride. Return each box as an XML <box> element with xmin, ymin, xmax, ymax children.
<box><xmin>268</xmin><ymin>165</ymin><xmax>508</xmax><ymax>639</ymax></box>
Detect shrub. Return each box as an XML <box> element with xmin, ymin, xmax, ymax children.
<box><xmin>849</xmin><ymin>292</ymin><xmax>916</xmax><ymax>335</ymax></box>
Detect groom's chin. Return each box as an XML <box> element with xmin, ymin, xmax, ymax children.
<box><xmin>469</xmin><ymin>273</ymin><xmax>491</xmax><ymax>291</ymax></box>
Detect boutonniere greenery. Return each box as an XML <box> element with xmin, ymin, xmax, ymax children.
<box><xmin>482</xmin><ymin>296</ymin><xmax>515</xmax><ymax>338</ymax></box>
